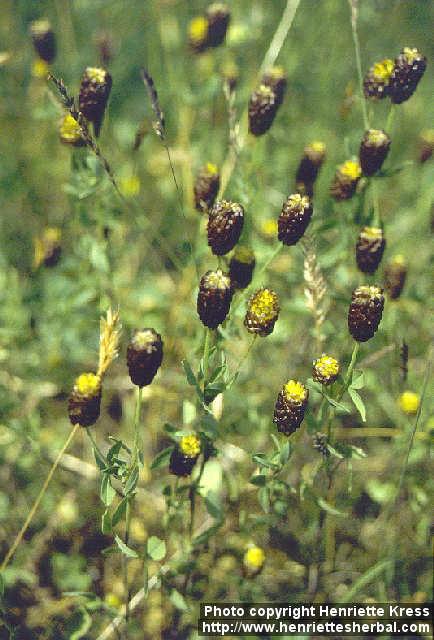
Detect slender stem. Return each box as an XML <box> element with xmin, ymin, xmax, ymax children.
<box><xmin>348</xmin><ymin>0</ymin><xmax>369</xmax><ymax>129</ymax></box>
<box><xmin>338</xmin><ymin>342</ymin><xmax>360</xmax><ymax>402</ymax></box>
<box><xmin>371</xmin><ymin>180</ymin><xmax>381</xmax><ymax>226</ymax></box>
<box><xmin>385</xmin><ymin>104</ymin><xmax>395</xmax><ymax>134</ymax></box>
<box><xmin>124</xmin><ymin>498</ymin><xmax>131</xmax><ymax>636</ymax></box>
<box><xmin>1</xmin><ymin>423</ymin><xmax>80</xmax><ymax>572</ymax></box>
<box><xmin>256</xmin><ymin>244</ymin><xmax>283</xmax><ymax>282</ymax></box>
<box><xmin>133</xmin><ymin>386</ymin><xmax>143</xmax><ymax>466</ymax></box>
<box><xmin>189</xmin><ymin>457</ymin><xmax>206</xmax><ymax>542</ymax></box>
<box><xmin>229</xmin><ymin>335</ymin><xmax>257</xmax><ymax>386</ymax></box>
<box><xmin>86</xmin><ymin>427</ymin><xmax>106</xmax><ymax>465</ymax></box>
<box><xmin>202</xmin><ymin>328</ymin><xmax>211</xmax><ymax>391</ymax></box>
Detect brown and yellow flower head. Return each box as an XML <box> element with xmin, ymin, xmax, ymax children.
<box><xmin>34</xmin><ymin>227</ymin><xmax>62</xmax><ymax>269</ymax></box>
<box><xmin>205</xmin><ymin>3</ymin><xmax>230</xmax><ymax>48</ymax></box>
<box><xmin>389</xmin><ymin>47</ymin><xmax>427</xmax><ymax>104</ymax></box>
<box><xmin>363</xmin><ymin>58</ymin><xmax>394</xmax><ymax>100</ymax></box>
<box><xmin>248</xmin><ymin>84</ymin><xmax>279</xmax><ymax>137</ymax></box>
<box><xmin>229</xmin><ymin>246</ymin><xmax>256</xmax><ymax>290</ymax></box>
<box><xmin>398</xmin><ymin>391</ymin><xmax>420</xmax><ymax>416</ymax></box>
<box><xmin>384</xmin><ymin>254</ymin><xmax>407</xmax><ymax>299</ymax></box>
<box><xmin>356</xmin><ymin>226</ymin><xmax>386</xmax><ymax>274</ymax></box>
<box><xmin>359</xmin><ymin>129</ymin><xmax>391</xmax><ymax>177</ymax></box>
<box><xmin>188</xmin><ymin>16</ymin><xmax>209</xmax><ymax>53</ymax></box>
<box><xmin>330</xmin><ymin>159</ymin><xmax>362</xmax><ymax>201</ymax></box>
<box><xmin>244</xmin><ymin>288</ymin><xmax>280</xmax><ymax>337</ymax></box>
<box><xmin>59</xmin><ymin>113</ymin><xmax>86</xmax><ymax>147</ymax></box>
<box><xmin>348</xmin><ymin>285</ymin><xmax>384</xmax><ymax>342</ymax></box>
<box><xmin>312</xmin><ymin>355</ymin><xmax>340</xmax><ymax>386</ymax></box>
<box><xmin>68</xmin><ymin>372</ymin><xmax>102</xmax><ymax>427</ymax></box>
<box><xmin>197</xmin><ymin>269</ymin><xmax>233</xmax><ymax>329</ymax></box>
<box><xmin>278</xmin><ymin>193</ymin><xmax>313</xmax><ymax>246</ymax></box>
<box><xmin>261</xmin><ymin>66</ymin><xmax>287</xmax><ymax>106</ymax></box>
<box><xmin>295</xmin><ymin>141</ymin><xmax>326</xmax><ymax>195</ymax></box>
<box><xmin>169</xmin><ymin>434</ymin><xmax>201</xmax><ymax>477</ymax></box>
<box><xmin>30</xmin><ymin>19</ymin><xmax>56</xmax><ymax>64</ymax></box>
<box><xmin>273</xmin><ymin>380</ymin><xmax>309</xmax><ymax>436</ymax></box>
<box><xmin>78</xmin><ymin>66</ymin><xmax>112</xmax><ymax>137</ymax></box>
<box><xmin>194</xmin><ymin>163</ymin><xmax>220</xmax><ymax>213</ymax></box>
<box><xmin>243</xmin><ymin>546</ymin><xmax>265</xmax><ymax>578</ymax></box>
<box><xmin>127</xmin><ymin>328</ymin><xmax>163</xmax><ymax>388</ymax></box>
<box><xmin>207</xmin><ymin>200</ymin><xmax>244</xmax><ymax>256</ymax></box>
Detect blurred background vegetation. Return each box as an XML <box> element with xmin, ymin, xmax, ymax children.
<box><xmin>0</xmin><ymin>0</ymin><xmax>433</xmax><ymax>638</ymax></box>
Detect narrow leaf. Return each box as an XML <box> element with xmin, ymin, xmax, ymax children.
<box><xmin>114</xmin><ymin>535</ymin><xmax>139</xmax><ymax>558</ymax></box>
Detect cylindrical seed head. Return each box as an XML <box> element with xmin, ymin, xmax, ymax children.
<box><xmin>278</xmin><ymin>193</ymin><xmax>313</xmax><ymax>246</ymax></box>
<box><xmin>30</xmin><ymin>19</ymin><xmax>56</xmax><ymax>63</ymax></box>
<box><xmin>389</xmin><ymin>47</ymin><xmax>427</xmax><ymax>104</ymax></box>
<box><xmin>68</xmin><ymin>372</ymin><xmax>102</xmax><ymax>427</ymax></box>
<box><xmin>363</xmin><ymin>58</ymin><xmax>394</xmax><ymax>100</ymax></box>
<box><xmin>312</xmin><ymin>355</ymin><xmax>340</xmax><ymax>386</ymax></box>
<box><xmin>348</xmin><ymin>285</ymin><xmax>385</xmax><ymax>342</ymax></box>
<box><xmin>359</xmin><ymin>129</ymin><xmax>391</xmax><ymax>176</ymax></box>
<box><xmin>330</xmin><ymin>160</ymin><xmax>362</xmax><ymax>201</ymax></box>
<box><xmin>194</xmin><ymin>163</ymin><xmax>220</xmax><ymax>213</ymax></box>
<box><xmin>356</xmin><ymin>226</ymin><xmax>386</xmax><ymax>274</ymax></box>
<box><xmin>229</xmin><ymin>246</ymin><xmax>255</xmax><ymax>290</ymax></box>
<box><xmin>127</xmin><ymin>328</ymin><xmax>163</xmax><ymax>387</ymax></box>
<box><xmin>169</xmin><ymin>434</ymin><xmax>201</xmax><ymax>477</ymax></box>
<box><xmin>78</xmin><ymin>67</ymin><xmax>112</xmax><ymax>137</ymax></box>
<box><xmin>261</xmin><ymin>66</ymin><xmax>287</xmax><ymax>106</ymax></box>
<box><xmin>273</xmin><ymin>380</ymin><xmax>309</xmax><ymax>436</ymax></box>
<box><xmin>206</xmin><ymin>3</ymin><xmax>230</xmax><ymax>48</ymax></box>
<box><xmin>244</xmin><ymin>288</ymin><xmax>280</xmax><ymax>337</ymax></box>
<box><xmin>197</xmin><ymin>269</ymin><xmax>233</xmax><ymax>329</ymax></box>
<box><xmin>248</xmin><ymin>84</ymin><xmax>279</xmax><ymax>136</ymax></box>
<box><xmin>384</xmin><ymin>255</ymin><xmax>407</xmax><ymax>299</ymax></box>
<box><xmin>295</xmin><ymin>141</ymin><xmax>326</xmax><ymax>193</ymax></box>
<box><xmin>207</xmin><ymin>200</ymin><xmax>244</xmax><ymax>255</ymax></box>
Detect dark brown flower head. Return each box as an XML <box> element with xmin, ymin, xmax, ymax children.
<box><xmin>197</xmin><ymin>269</ymin><xmax>233</xmax><ymax>329</ymax></box>
<box><xmin>384</xmin><ymin>255</ymin><xmax>407</xmax><ymax>299</ymax></box>
<box><xmin>244</xmin><ymin>288</ymin><xmax>280</xmax><ymax>337</ymax></box>
<box><xmin>206</xmin><ymin>3</ymin><xmax>230</xmax><ymax>48</ymax></box>
<box><xmin>248</xmin><ymin>84</ymin><xmax>279</xmax><ymax>136</ymax></box>
<box><xmin>194</xmin><ymin>163</ymin><xmax>220</xmax><ymax>213</ymax></box>
<box><xmin>169</xmin><ymin>434</ymin><xmax>201</xmax><ymax>477</ymax></box>
<box><xmin>127</xmin><ymin>328</ymin><xmax>163</xmax><ymax>387</ymax></box>
<box><xmin>389</xmin><ymin>47</ymin><xmax>427</xmax><ymax>104</ymax></box>
<box><xmin>68</xmin><ymin>373</ymin><xmax>102</xmax><ymax>427</ymax></box>
<box><xmin>78</xmin><ymin>67</ymin><xmax>112</xmax><ymax>137</ymax></box>
<box><xmin>30</xmin><ymin>19</ymin><xmax>56</xmax><ymax>63</ymax></box>
<box><xmin>348</xmin><ymin>285</ymin><xmax>384</xmax><ymax>342</ymax></box>
<box><xmin>312</xmin><ymin>355</ymin><xmax>340</xmax><ymax>386</ymax></box>
<box><xmin>278</xmin><ymin>193</ymin><xmax>313</xmax><ymax>246</ymax></box>
<box><xmin>295</xmin><ymin>141</ymin><xmax>326</xmax><ymax>191</ymax></box>
<box><xmin>273</xmin><ymin>380</ymin><xmax>309</xmax><ymax>436</ymax></box>
<box><xmin>34</xmin><ymin>227</ymin><xmax>62</xmax><ymax>269</ymax></box>
<box><xmin>207</xmin><ymin>199</ymin><xmax>244</xmax><ymax>255</ymax></box>
<box><xmin>363</xmin><ymin>58</ymin><xmax>394</xmax><ymax>100</ymax></box>
<box><xmin>330</xmin><ymin>160</ymin><xmax>362</xmax><ymax>201</ymax></box>
<box><xmin>359</xmin><ymin>129</ymin><xmax>391</xmax><ymax>176</ymax></box>
<box><xmin>261</xmin><ymin>66</ymin><xmax>287</xmax><ymax>106</ymax></box>
<box><xmin>356</xmin><ymin>226</ymin><xmax>386</xmax><ymax>274</ymax></box>
<box><xmin>229</xmin><ymin>246</ymin><xmax>255</xmax><ymax>290</ymax></box>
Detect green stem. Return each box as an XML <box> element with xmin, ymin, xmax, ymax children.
<box><xmin>371</xmin><ymin>180</ymin><xmax>381</xmax><ymax>227</ymax></box>
<box><xmin>229</xmin><ymin>335</ymin><xmax>257</xmax><ymax>387</ymax></box>
<box><xmin>385</xmin><ymin>104</ymin><xmax>395</xmax><ymax>134</ymax></box>
<box><xmin>133</xmin><ymin>386</ymin><xmax>143</xmax><ymax>466</ymax></box>
<box><xmin>124</xmin><ymin>499</ymin><xmax>131</xmax><ymax>636</ymax></box>
<box><xmin>189</xmin><ymin>457</ymin><xmax>206</xmax><ymax>542</ymax></box>
<box><xmin>202</xmin><ymin>328</ymin><xmax>211</xmax><ymax>391</ymax></box>
<box><xmin>339</xmin><ymin>342</ymin><xmax>360</xmax><ymax>402</ymax></box>
<box><xmin>348</xmin><ymin>0</ymin><xmax>369</xmax><ymax>129</ymax></box>
<box><xmin>86</xmin><ymin>427</ymin><xmax>106</xmax><ymax>465</ymax></box>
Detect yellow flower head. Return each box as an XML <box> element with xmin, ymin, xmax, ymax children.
<box><xmin>339</xmin><ymin>159</ymin><xmax>362</xmax><ymax>180</ymax></box>
<box><xmin>360</xmin><ymin>226</ymin><xmax>383</xmax><ymax>240</ymax></box>
<box><xmin>85</xmin><ymin>66</ymin><xmax>108</xmax><ymax>84</ymax></box>
<box><xmin>372</xmin><ymin>59</ymin><xmax>394</xmax><ymax>82</ymax></box>
<box><xmin>132</xmin><ymin>329</ymin><xmax>156</xmax><ymax>351</ymax></box>
<box><xmin>261</xmin><ymin>219</ymin><xmax>278</xmax><ymax>237</ymax></box>
<box><xmin>283</xmin><ymin>380</ymin><xmax>308</xmax><ymax>404</ymax></box>
<box><xmin>402</xmin><ymin>47</ymin><xmax>420</xmax><ymax>64</ymax></box>
<box><xmin>390</xmin><ymin>254</ymin><xmax>406</xmax><ymax>268</ymax></box>
<box><xmin>32</xmin><ymin>58</ymin><xmax>49</xmax><ymax>79</ymax></box>
<box><xmin>366</xmin><ymin>129</ymin><xmax>389</xmax><ymax>146</ymax></box>
<box><xmin>308</xmin><ymin>141</ymin><xmax>326</xmax><ymax>155</ymax></box>
<box><xmin>204</xmin><ymin>162</ymin><xmax>219</xmax><ymax>176</ymax></box>
<box><xmin>59</xmin><ymin>113</ymin><xmax>84</xmax><ymax>146</ymax></box>
<box><xmin>204</xmin><ymin>269</ymin><xmax>231</xmax><ymax>290</ymax></box>
<box><xmin>179</xmin><ymin>434</ymin><xmax>201</xmax><ymax>458</ymax></box>
<box><xmin>243</xmin><ymin>546</ymin><xmax>265</xmax><ymax>572</ymax></box>
<box><xmin>188</xmin><ymin>16</ymin><xmax>208</xmax><ymax>46</ymax></box>
<box><xmin>74</xmin><ymin>372</ymin><xmax>101</xmax><ymax>397</ymax></box>
<box><xmin>248</xmin><ymin>288</ymin><xmax>279</xmax><ymax>322</ymax></box>
<box><xmin>313</xmin><ymin>355</ymin><xmax>340</xmax><ymax>386</ymax></box>
<box><xmin>398</xmin><ymin>391</ymin><xmax>420</xmax><ymax>415</ymax></box>
<box><xmin>120</xmin><ymin>175</ymin><xmax>140</xmax><ymax>198</ymax></box>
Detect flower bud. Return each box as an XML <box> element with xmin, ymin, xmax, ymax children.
<box><xmin>68</xmin><ymin>373</ymin><xmax>102</xmax><ymax>427</ymax></box>
<box><xmin>348</xmin><ymin>285</ymin><xmax>384</xmax><ymax>342</ymax></box>
<box><xmin>169</xmin><ymin>435</ymin><xmax>201</xmax><ymax>477</ymax></box>
<box><xmin>127</xmin><ymin>329</ymin><xmax>163</xmax><ymax>387</ymax></box>
<box><xmin>197</xmin><ymin>269</ymin><xmax>233</xmax><ymax>329</ymax></box>
<box><xmin>389</xmin><ymin>47</ymin><xmax>427</xmax><ymax>104</ymax></box>
<box><xmin>312</xmin><ymin>355</ymin><xmax>340</xmax><ymax>386</ymax></box>
<box><xmin>229</xmin><ymin>246</ymin><xmax>255</xmax><ymax>289</ymax></box>
<box><xmin>356</xmin><ymin>226</ymin><xmax>386</xmax><ymax>274</ymax></box>
<box><xmin>273</xmin><ymin>380</ymin><xmax>309</xmax><ymax>436</ymax></box>
<box><xmin>278</xmin><ymin>193</ymin><xmax>313</xmax><ymax>246</ymax></box>
<box><xmin>330</xmin><ymin>160</ymin><xmax>362</xmax><ymax>201</ymax></box>
<box><xmin>398</xmin><ymin>391</ymin><xmax>420</xmax><ymax>416</ymax></box>
<box><xmin>248</xmin><ymin>84</ymin><xmax>279</xmax><ymax>136</ymax></box>
<box><xmin>359</xmin><ymin>129</ymin><xmax>391</xmax><ymax>176</ymax></box>
<box><xmin>384</xmin><ymin>255</ymin><xmax>407</xmax><ymax>299</ymax></box>
<box><xmin>194</xmin><ymin>163</ymin><xmax>220</xmax><ymax>212</ymax></box>
<box><xmin>244</xmin><ymin>288</ymin><xmax>279</xmax><ymax>337</ymax></box>
<box><xmin>59</xmin><ymin>113</ymin><xmax>86</xmax><ymax>147</ymax></box>
<box><xmin>207</xmin><ymin>200</ymin><xmax>244</xmax><ymax>255</ymax></box>
<box><xmin>78</xmin><ymin>67</ymin><xmax>112</xmax><ymax>137</ymax></box>
<box><xmin>243</xmin><ymin>546</ymin><xmax>265</xmax><ymax>578</ymax></box>
<box><xmin>295</xmin><ymin>141</ymin><xmax>326</xmax><ymax>194</ymax></box>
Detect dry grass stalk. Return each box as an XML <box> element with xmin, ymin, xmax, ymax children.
<box><xmin>302</xmin><ymin>235</ymin><xmax>328</xmax><ymax>351</ymax></box>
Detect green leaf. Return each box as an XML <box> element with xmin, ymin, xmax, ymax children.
<box><xmin>249</xmin><ymin>474</ymin><xmax>267</xmax><ymax>487</ymax></box>
<box><xmin>111</xmin><ymin>496</ymin><xmax>129</xmax><ymax>528</ymax></box>
<box><xmin>350</xmin><ymin>370</ymin><xmax>365</xmax><ymax>390</ymax></box>
<box><xmin>193</xmin><ymin>523</ymin><xmax>222</xmax><ymax>546</ymax></box>
<box><xmin>101</xmin><ymin>509</ymin><xmax>112</xmax><ymax>534</ymax></box>
<box><xmin>182</xmin><ymin>359</ymin><xmax>198</xmax><ymax>387</ymax></box>
<box><xmin>317</xmin><ymin>497</ymin><xmax>345</xmax><ymax>516</ymax></box>
<box><xmin>348</xmin><ymin>388</ymin><xmax>366</xmax><ymax>422</ymax></box>
<box><xmin>258</xmin><ymin>486</ymin><xmax>270</xmax><ymax>513</ymax></box>
<box><xmin>114</xmin><ymin>535</ymin><xmax>139</xmax><ymax>558</ymax></box>
<box><xmin>279</xmin><ymin>441</ymin><xmax>291</xmax><ymax>465</ymax></box>
<box><xmin>324</xmin><ymin>395</ymin><xmax>351</xmax><ymax>413</ymax></box>
<box><xmin>100</xmin><ymin>474</ymin><xmax>116</xmax><ymax>507</ymax></box>
<box><xmin>0</xmin><ymin>573</ymin><xmax>4</xmax><ymax>597</ymax></box>
<box><xmin>170</xmin><ymin>589</ymin><xmax>188</xmax><ymax>611</ymax></box>
<box><xmin>92</xmin><ymin>446</ymin><xmax>107</xmax><ymax>471</ymax></box>
<box><xmin>147</xmin><ymin>536</ymin><xmax>166</xmax><ymax>561</ymax></box>
<box><xmin>205</xmin><ymin>491</ymin><xmax>223</xmax><ymax>520</ymax></box>
<box><xmin>252</xmin><ymin>454</ymin><xmax>279</xmax><ymax>470</ymax></box>
<box><xmin>70</xmin><ymin>607</ymin><xmax>92</xmax><ymax>640</ymax></box>
<box><xmin>150</xmin><ymin>446</ymin><xmax>174</xmax><ymax>470</ymax></box>
<box><xmin>124</xmin><ymin>465</ymin><xmax>139</xmax><ymax>495</ymax></box>
<box><xmin>204</xmin><ymin>381</ymin><xmax>226</xmax><ymax>404</ymax></box>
